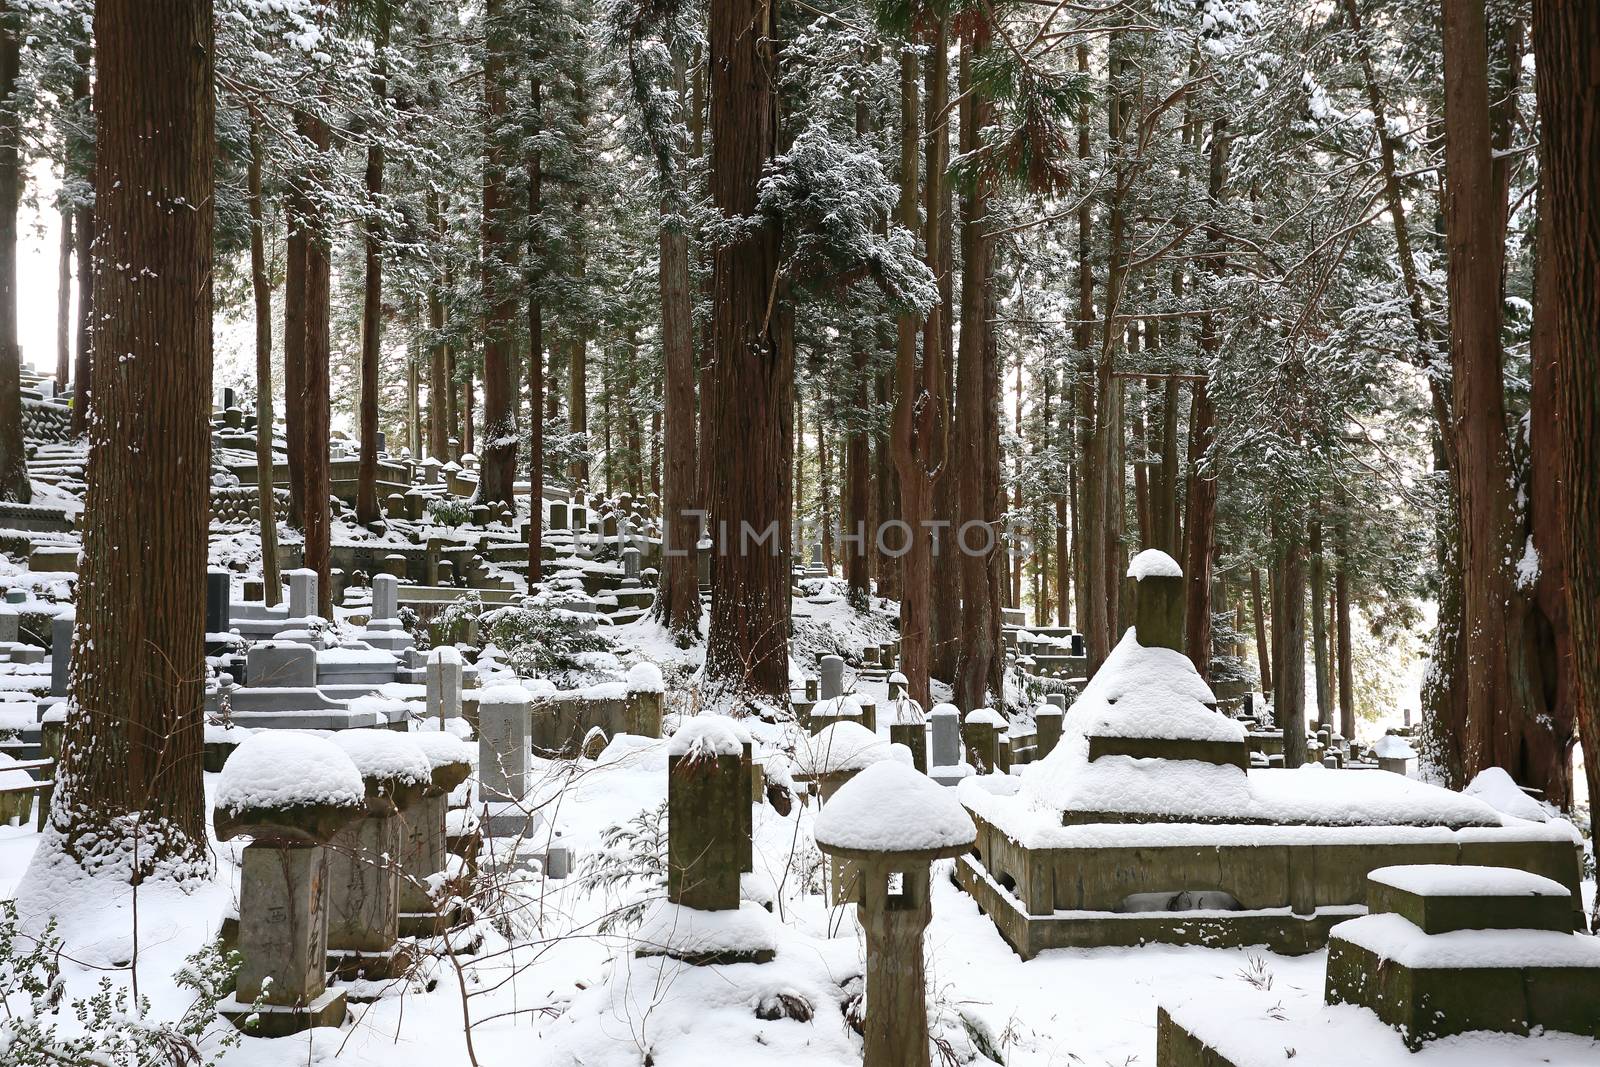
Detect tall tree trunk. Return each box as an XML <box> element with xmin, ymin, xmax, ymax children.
<box><xmin>70</xmin><ymin>48</ymin><xmax>93</xmax><ymax>437</ymax></box>
<box><xmin>1309</xmin><ymin>515</ymin><xmax>1331</xmax><ymax>725</ymax></box>
<box><xmin>356</xmin><ymin>8</ymin><xmax>389</xmax><ymax>525</ymax></box>
<box><xmin>1250</xmin><ymin>565</ymin><xmax>1272</xmax><ymax>696</ymax></box>
<box><xmin>1534</xmin><ymin>0</ymin><xmax>1599</xmax><ymax>832</ymax></box>
<box><xmin>526</xmin><ymin>79</ymin><xmax>546</xmax><ymax>588</ymax></box>
<box><xmin>288</xmin><ymin>109</ymin><xmax>333</xmax><ymax>617</ymax></box>
<box><xmin>246</xmin><ymin>112</ymin><xmax>280</xmax><ymax>606</ymax></box>
<box><xmin>1271</xmin><ymin>524</ymin><xmax>1308</xmax><ymax>767</ymax></box>
<box><xmin>1334</xmin><ymin>534</ymin><xmax>1355</xmax><ymax>741</ymax></box>
<box><xmin>653</xmin><ymin>53</ymin><xmax>701</xmax><ymax>640</ymax></box>
<box><xmin>924</xmin><ymin>18</ymin><xmax>958</xmax><ymax>677</ymax></box>
<box><xmin>952</xmin><ymin>27</ymin><xmax>999</xmax><ymax>710</ymax></box>
<box><xmin>50</xmin><ymin>0</ymin><xmax>213</xmax><ymax>875</ymax></box>
<box><xmin>1442</xmin><ymin>0</ymin><xmax>1540</xmax><ymax>786</ymax></box>
<box><xmin>426</xmin><ymin>192</ymin><xmax>449</xmax><ymax>462</ymax></box>
<box><xmin>478</xmin><ymin>0</ymin><xmax>518</xmax><ymax>508</ymax></box>
<box><xmin>0</xmin><ymin>6</ymin><xmax>27</xmax><ymax>502</ymax></box>
<box><xmin>56</xmin><ymin>208</ymin><xmax>72</xmax><ymax>387</ymax></box>
<box><xmin>703</xmin><ymin>0</ymin><xmax>790</xmax><ymax>701</ymax></box>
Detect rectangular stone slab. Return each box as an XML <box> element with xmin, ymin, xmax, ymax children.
<box><xmin>1367</xmin><ymin>873</ymin><xmax>1574</xmax><ymax>934</ymax></box>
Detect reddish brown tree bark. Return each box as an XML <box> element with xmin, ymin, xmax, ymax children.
<box><xmin>0</xmin><ymin>4</ymin><xmax>27</xmax><ymax>503</ymax></box>
<box><xmin>477</xmin><ymin>0</ymin><xmax>518</xmax><ymax>508</ymax></box>
<box><xmin>51</xmin><ymin>0</ymin><xmax>213</xmax><ymax>874</ymax></box>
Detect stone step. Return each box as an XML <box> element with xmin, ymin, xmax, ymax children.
<box><xmin>1367</xmin><ymin>864</ymin><xmax>1574</xmax><ymax>934</ymax></box>
<box><xmin>1325</xmin><ymin>911</ymin><xmax>1600</xmax><ymax>1048</ymax></box>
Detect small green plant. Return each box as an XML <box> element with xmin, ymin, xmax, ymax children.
<box><xmin>484</xmin><ymin>602</ymin><xmax>613</xmax><ymax>686</ymax></box>
<box><xmin>0</xmin><ymin>900</ymin><xmax>248</xmax><ymax>1066</ymax></box>
<box><xmin>428</xmin><ymin>497</ymin><xmax>471</xmax><ymax>527</ymax></box>
<box><xmin>580</xmin><ymin>800</ymin><xmax>667</xmax><ymax>933</ymax></box>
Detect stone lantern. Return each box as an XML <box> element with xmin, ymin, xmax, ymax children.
<box><xmin>213</xmin><ymin>732</ymin><xmax>367</xmax><ymax>1036</ymax></box>
<box><xmin>793</xmin><ymin>721</ymin><xmax>909</xmax><ymax>902</ymax></box>
<box><xmin>399</xmin><ymin>732</ymin><xmax>475</xmax><ymax>936</ymax></box>
<box><xmin>325</xmin><ymin>731</ymin><xmax>433</xmax><ymax>980</ymax></box>
<box><xmin>814</xmin><ymin>760</ymin><xmax>976</xmax><ymax>1067</ymax></box>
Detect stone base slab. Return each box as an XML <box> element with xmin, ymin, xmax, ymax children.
<box><xmin>219</xmin><ymin>988</ymin><xmax>346</xmax><ymax>1037</ymax></box>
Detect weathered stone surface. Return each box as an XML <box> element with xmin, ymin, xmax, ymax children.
<box><xmin>666</xmin><ymin>749</ymin><xmax>747</xmax><ymax>912</ymax></box>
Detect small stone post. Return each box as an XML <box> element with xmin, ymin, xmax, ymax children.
<box><xmin>665</xmin><ymin>721</ymin><xmax>748</xmax><ymax>913</ymax></box>
<box><xmin>288</xmin><ymin>568</ymin><xmax>318</xmax><ymax>620</ymax></box>
<box><xmin>1130</xmin><ymin>549</ymin><xmax>1184</xmax><ymax>652</ymax></box>
<box><xmin>427</xmin><ymin>646</ymin><xmax>464</xmax><ymax>724</ymax></box>
<box><xmin>962</xmin><ymin>708</ymin><xmax>1005</xmax><ymax>775</ymax></box>
<box><xmin>929</xmin><ymin>703</ymin><xmax>963</xmax><ymax>784</ymax></box>
<box><xmin>49</xmin><ymin>609</ymin><xmax>73</xmax><ymax>698</ymax></box>
<box><xmin>819</xmin><ymin>654</ymin><xmax>844</xmax><ymax>700</ymax></box>
<box><xmin>1035</xmin><ymin>705</ymin><xmax>1064</xmax><ymax>759</ymax></box>
<box><xmin>206</xmin><ymin>568</ymin><xmax>230</xmax><ymax>650</ymax></box>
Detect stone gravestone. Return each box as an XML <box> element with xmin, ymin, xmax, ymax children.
<box><xmin>929</xmin><ymin>702</ymin><xmax>966</xmax><ymax>786</ymax></box>
<box><xmin>478</xmin><ymin>686</ymin><xmax>537</xmax><ymax>841</ymax></box>
<box><xmin>549</xmin><ymin>501</ymin><xmax>568</xmax><ymax>530</ymax></box>
<box><xmin>398</xmin><ymin>734</ymin><xmax>474</xmax><ymax>936</ymax></box>
<box><xmin>288</xmin><ymin>568</ymin><xmax>318</xmax><ymax>620</ymax></box>
<box><xmin>1035</xmin><ymin>704</ymin><xmax>1064</xmax><ymax>759</ymax></box>
<box><xmin>247</xmin><ymin>642</ymin><xmax>317</xmax><ymax>688</ymax></box>
<box><xmin>426</xmin><ymin>646</ymin><xmax>464</xmax><ymax>724</ymax></box>
<box><xmin>621</xmin><ymin>546</ymin><xmax>641</xmax><ymax>584</ymax></box>
<box><xmin>206</xmin><ymin>569</ymin><xmax>230</xmax><ymax>650</ymax></box>
<box><xmin>50</xmin><ymin>609</ymin><xmax>74</xmax><ymax>697</ymax></box>
<box><xmin>214</xmin><ymin>733</ymin><xmax>364</xmax><ymax>1036</ymax></box>
<box><xmin>819</xmin><ymin>655</ymin><xmax>844</xmax><ymax>701</ymax></box>
<box><xmin>364</xmin><ymin>573</ymin><xmax>413</xmax><ymax>652</ymax></box>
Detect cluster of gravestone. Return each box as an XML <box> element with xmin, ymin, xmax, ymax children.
<box><xmin>951</xmin><ymin>552</ymin><xmax>1587</xmax><ymax>961</ymax></box>
<box><xmin>1157</xmin><ymin>863</ymin><xmax>1600</xmax><ymax>1062</ymax></box>
<box><xmin>790</xmin><ymin>649</ymin><xmax>1069</xmax><ymax>789</ymax></box>
<box><xmin>212</xmin><ymin>729</ymin><xmax>475</xmax><ymax>1036</ymax></box>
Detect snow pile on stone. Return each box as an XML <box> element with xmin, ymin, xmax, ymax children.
<box><xmin>634</xmin><ymin>899</ymin><xmax>777</xmax><ymax>957</ymax></box>
<box><xmin>330</xmin><ymin>729</ymin><xmax>432</xmax><ymax>788</ymax></box>
<box><xmin>811</xmin><ymin>695</ymin><xmax>863</xmax><ymax>719</ymax></box>
<box><xmin>626</xmin><ymin>660</ymin><xmax>665</xmax><ymax>693</ymax></box>
<box><xmin>1021</xmin><ymin>627</ymin><xmax>1241</xmax><ymax>815</ymax></box>
<box><xmin>408</xmin><ymin>730</ymin><xmax>475</xmax><ymax>771</ymax></box>
<box><xmin>1367</xmin><ymin>863</ymin><xmax>1568</xmax><ymax>898</ymax></box>
<box><xmin>1127</xmin><ymin>548</ymin><xmax>1183</xmax><ymax>580</ymax></box>
<box><xmin>814</xmin><ymin>761</ymin><xmax>974</xmax><ymax>854</ymax></box>
<box><xmin>215</xmin><ymin>731</ymin><xmax>364</xmax><ymax>813</ymax></box>
<box><xmin>1463</xmin><ymin>766</ymin><xmax>1548</xmax><ymax>822</ymax></box>
<box><xmin>666</xmin><ymin>715</ymin><xmax>745</xmax><ymax>760</ymax></box>
<box><xmin>1330</xmin><ymin>912</ymin><xmax>1600</xmax><ymax>969</ymax></box>
<box><xmin>795</xmin><ymin>720</ymin><xmax>902</xmax><ymax>777</ymax></box>
<box><xmin>964</xmin><ymin>707</ymin><xmax>1007</xmax><ymax>728</ymax></box>
<box><xmin>1372</xmin><ymin>733</ymin><xmax>1416</xmax><ymax>760</ymax></box>
<box><xmin>478</xmin><ymin>683</ymin><xmax>532</xmax><ymax>705</ymax></box>
<box><xmin>426</xmin><ymin>645</ymin><xmax>461</xmax><ymax>665</ymax></box>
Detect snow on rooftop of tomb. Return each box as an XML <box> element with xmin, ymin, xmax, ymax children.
<box><xmin>666</xmin><ymin>715</ymin><xmax>745</xmax><ymax>759</ymax></box>
<box><xmin>626</xmin><ymin>660</ymin><xmax>665</xmax><ymax>693</ymax></box>
<box><xmin>1372</xmin><ymin>733</ymin><xmax>1417</xmax><ymax>759</ymax></box>
<box><xmin>1367</xmin><ymin>863</ymin><xmax>1568</xmax><ymax>898</ymax></box>
<box><xmin>1021</xmin><ymin>628</ymin><xmax>1240</xmax><ymax>814</ymax></box>
<box><xmin>407</xmin><ymin>730</ymin><xmax>474</xmax><ymax>770</ymax></box>
<box><xmin>1127</xmin><ymin>548</ymin><xmax>1183</xmax><ymax>580</ymax></box>
<box><xmin>1331</xmin><ymin>912</ymin><xmax>1600</xmax><ymax>969</ymax></box>
<box><xmin>330</xmin><ymin>729</ymin><xmax>432</xmax><ymax>788</ymax></box>
<box><xmin>214</xmin><ymin>730</ymin><xmax>364</xmax><ymax>814</ymax></box>
<box><xmin>795</xmin><ymin>720</ymin><xmax>906</xmax><ymax>777</ymax></box>
<box><xmin>814</xmin><ymin>760</ymin><xmax>975</xmax><ymax>854</ymax></box>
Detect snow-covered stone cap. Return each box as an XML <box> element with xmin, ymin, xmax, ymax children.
<box><xmin>888</xmin><ymin>671</ymin><xmax>908</xmax><ymax>685</ymax></box>
<box><xmin>330</xmin><ymin>730</ymin><xmax>432</xmax><ymax>792</ymax></box>
<box><xmin>795</xmin><ymin>720</ymin><xmax>904</xmax><ymax>778</ymax></box>
<box><xmin>814</xmin><ymin>760</ymin><xmax>976</xmax><ymax>857</ymax></box>
<box><xmin>929</xmin><ymin>702</ymin><xmax>961</xmax><ymax>719</ymax></box>
<box><xmin>812</xmin><ymin>695</ymin><xmax>863</xmax><ymax>719</ymax></box>
<box><xmin>1368</xmin><ymin>863</ymin><xmax>1569</xmax><ymax>899</ymax></box>
<box><xmin>427</xmin><ymin>646</ymin><xmax>462</xmax><ymax>665</ymax></box>
<box><xmin>1127</xmin><ymin>548</ymin><xmax>1182</xmax><ymax>581</ymax></box>
<box><xmin>666</xmin><ymin>715</ymin><xmax>745</xmax><ymax>760</ymax></box>
<box><xmin>965</xmin><ymin>707</ymin><xmax>1007</xmax><ymax>728</ymax></box>
<box><xmin>478</xmin><ymin>683</ymin><xmax>532</xmax><ymax>707</ymax></box>
<box><xmin>1372</xmin><ymin>734</ymin><xmax>1417</xmax><ymax>760</ymax></box>
<box><xmin>626</xmin><ymin>661</ymin><xmax>665</xmax><ymax>694</ymax></box>
<box><xmin>214</xmin><ymin>732</ymin><xmax>366</xmax><ymax>844</ymax></box>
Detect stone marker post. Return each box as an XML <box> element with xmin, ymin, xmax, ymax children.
<box><xmin>666</xmin><ymin>730</ymin><xmax>748</xmax><ymax>913</ymax></box>
<box><xmin>819</xmin><ymin>654</ymin><xmax>844</xmax><ymax>701</ymax></box>
<box><xmin>288</xmin><ymin>568</ymin><xmax>318</xmax><ymax>619</ymax></box>
<box><xmin>1131</xmin><ymin>550</ymin><xmax>1184</xmax><ymax>652</ymax></box>
<box><xmin>478</xmin><ymin>687</ymin><xmax>531</xmax><ymax>805</ymax></box>
<box><xmin>427</xmin><ymin>647</ymin><xmax>464</xmax><ymax>724</ymax></box>
<box><xmin>398</xmin><ymin>744</ymin><xmax>472</xmax><ymax>935</ymax></box>
<box><xmin>929</xmin><ymin>703</ymin><xmax>962</xmax><ymax>781</ymax></box>
<box><xmin>49</xmin><ymin>609</ymin><xmax>73</xmax><ymax>697</ymax></box>
<box><xmin>1035</xmin><ymin>705</ymin><xmax>1063</xmax><ymax>759</ymax></box>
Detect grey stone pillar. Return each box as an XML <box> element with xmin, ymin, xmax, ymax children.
<box><xmin>1130</xmin><ymin>549</ymin><xmax>1184</xmax><ymax>652</ymax></box>
<box><xmin>288</xmin><ymin>568</ymin><xmax>318</xmax><ymax>619</ymax></box>
<box><xmin>206</xmin><ymin>568</ymin><xmax>230</xmax><ymax>636</ymax></box>
<box><xmin>1035</xmin><ymin>706</ymin><xmax>1063</xmax><ymax>759</ymax></box>
<box><xmin>50</xmin><ymin>610</ymin><xmax>73</xmax><ymax>697</ymax></box>
<box><xmin>426</xmin><ymin>647</ymin><xmax>464</xmax><ymax>724</ymax></box>
<box><xmin>667</xmin><ymin>745</ymin><xmax>747</xmax><ymax>912</ymax></box>
<box><xmin>819</xmin><ymin>655</ymin><xmax>844</xmax><ymax>701</ymax></box>
<box><xmin>929</xmin><ymin>704</ymin><xmax>961</xmax><ymax>774</ymax></box>
<box><xmin>371</xmin><ymin>572</ymin><xmax>399</xmax><ymax>622</ymax></box>
<box><xmin>478</xmin><ymin>687</ymin><xmax>531</xmax><ymax>803</ymax></box>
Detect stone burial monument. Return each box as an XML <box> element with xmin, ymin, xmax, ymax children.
<box><xmin>211</xmin><ymin>731</ymin><xmax>368</xmax><ymax>1036</ymax></box>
